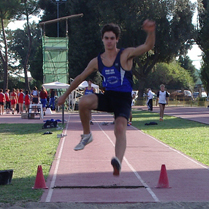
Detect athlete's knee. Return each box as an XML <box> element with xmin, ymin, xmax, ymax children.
<box><xmin>79</xmin><ymin>95</ymin><xmax>97</xmax><ymax>110</ymax></box>
<box><xmin>114</xmin><ymin>118</ymin><xmax>127</xmax><ymax>135</ymax></box>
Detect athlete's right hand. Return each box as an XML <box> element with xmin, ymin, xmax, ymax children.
<box><xmin>142</xmin><ymin>19</ymin><xmax>156</xmax><ymax>33</ymax></box>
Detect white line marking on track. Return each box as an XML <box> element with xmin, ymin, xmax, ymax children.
<box><xmin>97</xmin><ymin>122</ymin><xmax>160</xmax><ymax>202</ymax></box>
<box><xmin>45</xmin><ymin>115</ymin><xmax>71</xmax><ymax>202</ymax></box>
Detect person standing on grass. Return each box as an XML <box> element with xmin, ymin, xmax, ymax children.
<box><xmin>49</xmin><ymin>89</ymin><xmax>56</xmax><ymax>111</ymax></box>
<box><xmin>0</xmin><ymin>89</ymin><xmax>5</xmax><ymax>115</ymax></box>
<box><xmin>84</xmin><ymin>79</ymin><xmax>96</xmax><ymax>125</ymax></box>
<box><xmin>40</xmin><ymin>86</ymin><xmax>48</xmax><ymax>115</ymax></box>
<box><xmin>16</xmin><ymin>89</ymin><xmax>20</xmax><ymax>114</ymax></box>
<box><xmin>18</xmin><ymin>89</ymin><xmax>24</xmax><ymax>114</ymax></box>
<box><xmin>5</xmin><ymin>89</ymin><xmax>11</xmax><ymax>114</ymax></box>
<box><xmin>31</xmin><ymin>86</ymin><xmax>39</xmax><ymax>113</ymax></box>
<box><xmin>10</xmin><ymin>88</ymin><xmax>17</xmax><ymax>115</ymax></box>
<box><xmin>157</xmin><ymin>84</ymin><xmax>169</xmax><ymax>121</ymax></box>
<box><xmin>58</xmin><ymin>19</ymin><xmax>155</xmax><ymax>176</ymax></box>
<box><xmin>147</xmin><ymin>88</ymin><xmax>153</xmax><ymax>111</ymax></box>
<box><xmin>24</xmin><ymin>90</ymin><xmax>30</xmax><ymax>113</ymax></box>
<box><xmin>128</xmin><ymin>91</ymin><xmax>136</xmax><ymax>126</ymax></box>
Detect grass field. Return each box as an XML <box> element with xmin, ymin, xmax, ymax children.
<box><xmin>0</xmin><ymin>110</ymin><xmax>209</xmax><ymax>204</ymax></box>
<box><xmin>0</xmin><ymin>123</ymin><xmax>63</xmax><ymax>203</ymax></box>
<box><xmin>132</xmin><ymin>110</ymin><xmax>209</xmax><ymax>166</ymax></box>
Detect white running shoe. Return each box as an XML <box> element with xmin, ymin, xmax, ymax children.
<box><xmin>74</xmin><ymin>133</ymin><xmax>93</xmax><ymax>151</ymax></box>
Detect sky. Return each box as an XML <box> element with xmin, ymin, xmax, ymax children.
<box><xmin>7</xmin><ymin>0</ymin><xmax>202</xmax><ymax>70</ymax></box>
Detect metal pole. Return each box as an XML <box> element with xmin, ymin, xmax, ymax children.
<box><xmin>57</xmin><ymin>1</ymin><xmax>59</xmax><ymax>37</ymax></box>
<box><xmin>56</xmin><ymin>0</ymin><xmax>64</xmax><ymax>123</ymax></box>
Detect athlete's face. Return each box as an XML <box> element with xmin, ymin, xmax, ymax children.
<box><xmin>102</xmin><ymin>31</ymin><xmax>118</xmax><ymax>50</ymax></box>
<box><xmin>160</xmin><ymin>86</ymin><xmax>165</xmax><ymax>92</ymax></box>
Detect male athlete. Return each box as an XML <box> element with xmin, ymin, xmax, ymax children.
<box><xmin>58</xmin><ymin>19</ymin><xmax>155</xmax><ymax>176</ymax></box>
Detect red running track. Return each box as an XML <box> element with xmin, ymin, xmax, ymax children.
<box><xmin>41</xmin><ymin>112</ymin><xmax>209</xmax><ymax>203</ymax></box>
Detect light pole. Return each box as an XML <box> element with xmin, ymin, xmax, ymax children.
<box><xmin>55</xmin><ymin>0</ymin><xmax>67</xmax><ymax>37</ymax></box>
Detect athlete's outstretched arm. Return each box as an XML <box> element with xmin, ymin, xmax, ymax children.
<box><xmin>57</xmin><ymin>58</ymin><xmax>98</xmax><ymax>105</ymax></box>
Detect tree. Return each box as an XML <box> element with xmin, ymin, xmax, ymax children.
<box><xmin>196</xmin><ymin>0</ymin><xmax>209</xmax><ymax>93</ymax></box>
<box><xmin>8</xmin><ymin>22</ymin><xmax>42</xmax><ymax>88</ymax></box>
<box><xmin>178</xmin><ymin>55</ymin><xmax>197</xmax><ymax>83</ymax></box>
<box><xmin>0</xmin><ymin>0</ymin><xmax>21</xmax><ymax>91</ymax></box>
<box><xmin>15</xmin><ymin>0</ymin><xmax>40</xmax><ymax>91</ymax></box>
<box><xmin>38</xmin><ymin>0</ymin><xmax>196</xmax><ymax>95</ymax></box>
<box><xmin>145</xmin><ymin>61</ymin><xmax>195</xmax><ymax>91</ymax></box>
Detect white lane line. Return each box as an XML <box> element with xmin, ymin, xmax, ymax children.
<box><xmin>97</xmin><ymin>121</ymin><xmax>160</xmax><ymax>202</ymax></box>
<box><xmin>132</xmin><ymin>126</ymin><xmax>209</xmax><ymax>170</ymax></box>
<box><xmin>45</xmin><ymin>115</ymin><xmax>71</xmax><ymax>202</ymax></box>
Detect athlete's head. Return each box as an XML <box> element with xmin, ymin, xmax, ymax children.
<box><xmin>101</xmin><ymin>23</ymin><xmax>121</xmax><ymax>39</ymax></box>
<box><xmin>160</xmin><ymin>84</ymin><xmax>165</xmax><ymax>91</ymax></box>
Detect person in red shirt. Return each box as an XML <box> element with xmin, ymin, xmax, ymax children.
<box><xmin>16</xmin><ymin>89</ymin><xmax>20</xmax><ymax>114</ymax></box>
<box><xmin>24</xmin><ymin>90</ymin><xmax>30</xmax><ymax>113</ymax></box>
<box><xmin>18</xmin><ymin>89</ymin><xmax>25</xmax><ymax>114</ymax></box>
<box><xmin>0</xmin><ymin>89</ymin><xmax>5</xmax><ymax>115</ymax></box>
<box><xmin>10</xmin><ymin>88</ymin><xmax>17</xmax><ymax>114</ymax></box>
<box><xmin>5</xmin><ymin>89</ymin><xmax>11</xmax><ymax>114</ymax></box>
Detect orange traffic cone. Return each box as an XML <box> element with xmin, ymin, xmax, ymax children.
<box><xmin>156</xmin><ymin>164</ymin><xmax>170</xmax><ymax>188</ymax></box>
<box><xmin>32</xmin><ymin>165</ymin><xmax>48</xmax><ymax>189</ymax></box>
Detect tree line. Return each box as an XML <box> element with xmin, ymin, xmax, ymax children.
<box><xmin>0</xmin><ymin>0</ymin><xmax>208</xmax><ymax>98</ymax></box>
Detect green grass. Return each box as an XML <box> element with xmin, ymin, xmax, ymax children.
<box><xmin>132</xmin><ymin>110</ymin><xmax>209</xmax><ymax>166</ymax></box>
<box><xmin>0</xmin><ymin>123</ymin><xmax>64</xmax><ymax>204</ymax></box>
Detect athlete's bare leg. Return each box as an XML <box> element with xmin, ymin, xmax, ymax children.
<box><xmin>159</xmin><ymin>104</ymin><xmax>165</xmax><ymax>119</ymax></box>
<box><xmin>114</xmin><ymin>116</ymin><xmax>127</xmax><ymax>163</ymax></box>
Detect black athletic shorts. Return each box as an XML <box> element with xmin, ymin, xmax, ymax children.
<box><xmin>95</xmin><ymin>90</ymin><xmax>132</xmax><ymax>121</ymax></box>
<box><xmin>6</xmin><ymin>101</ymin><xmax>11</xmax><ymax>109</ymax></box>
<box><xmin>32</xmin><ymin>98</ymin><xmax>38</xmax><ymax>104</ymax></box>
<box><xmin>159</xmin><ymin>103</ymin><xmax>166</xmax><ymax>107</ymax></box>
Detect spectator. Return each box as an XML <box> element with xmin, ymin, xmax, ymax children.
<box><xmin>16</xmin><ymin>89</ymin><xmax>20</xmax><ymax>114</ymax></box>
<box><xmin>40</xmin><ymin>86</ymin><xmax>48</xmax><ymax>115</ymax></box>
<box><xmin>5</xmin><ymin>89</ymin><xmax>11</xmax><ymax>114</ymax></box>
<box><xmin>18</xmin><ymin>89</ymin><xmax>25</xmax><ymax>114</ymax></box>
<box><xmin>156</xmin><ymin>84</ymin><xmax>169</xmax><ymax>121</ymax></box>
<box><xmin>24</xmin><ymin>90</ymin><xmax>30</xmax><ymax>113</ymax></box>
<box><xmin>128</xmin><ymin>91</ymin><xmax>136</xmax><ymax>126</ymax></box>
<box><xmin>0</xmin><ymin>89</ymin><xmax>5</xmax><ymax>115</ymax></box>
<box><xmin>10</xmin><ymin>88</ymin><xmax>17</xmax><ymax>115</ymax></box>
<box><xmin>49</xmin><ymin>89</ymin><xmax>56</xmax><ymax>110</ymax></box>
<box><xmin>147</xmin><ymin>88</ymin><xmax>153</xmax><ymax>111</ymax></box>
<box><xmin>31</xmin><ymin>86</ymin><xmax>39</xmax><ymax>104</ymax></box>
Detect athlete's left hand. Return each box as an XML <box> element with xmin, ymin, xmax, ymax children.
<box><xmin>142</xmin><ymin>19</ymin><xmax>156</xmax><ymax>32</ymax></box>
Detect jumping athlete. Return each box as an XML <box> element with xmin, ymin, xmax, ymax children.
<box><xmin>58</xmin><ymin>19</ymin><xmax>155</xmax><ymax>176</ymax></box>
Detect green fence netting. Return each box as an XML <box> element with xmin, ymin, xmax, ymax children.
<box><xmin>42</xmin><ymin>36</ymin><xmax>68</xmax><ymax>84</ymax></box>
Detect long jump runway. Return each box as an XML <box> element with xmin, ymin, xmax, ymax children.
<box><xmin>41</xmin><ymin>112</ymin><xmax>209</xmax><ymax>203</ymax></box>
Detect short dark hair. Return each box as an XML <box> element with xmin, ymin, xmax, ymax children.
<box><xmin>101</xmin><ymin>23</ymin><xmax>121</xmax><ymax>39</ymax></box>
